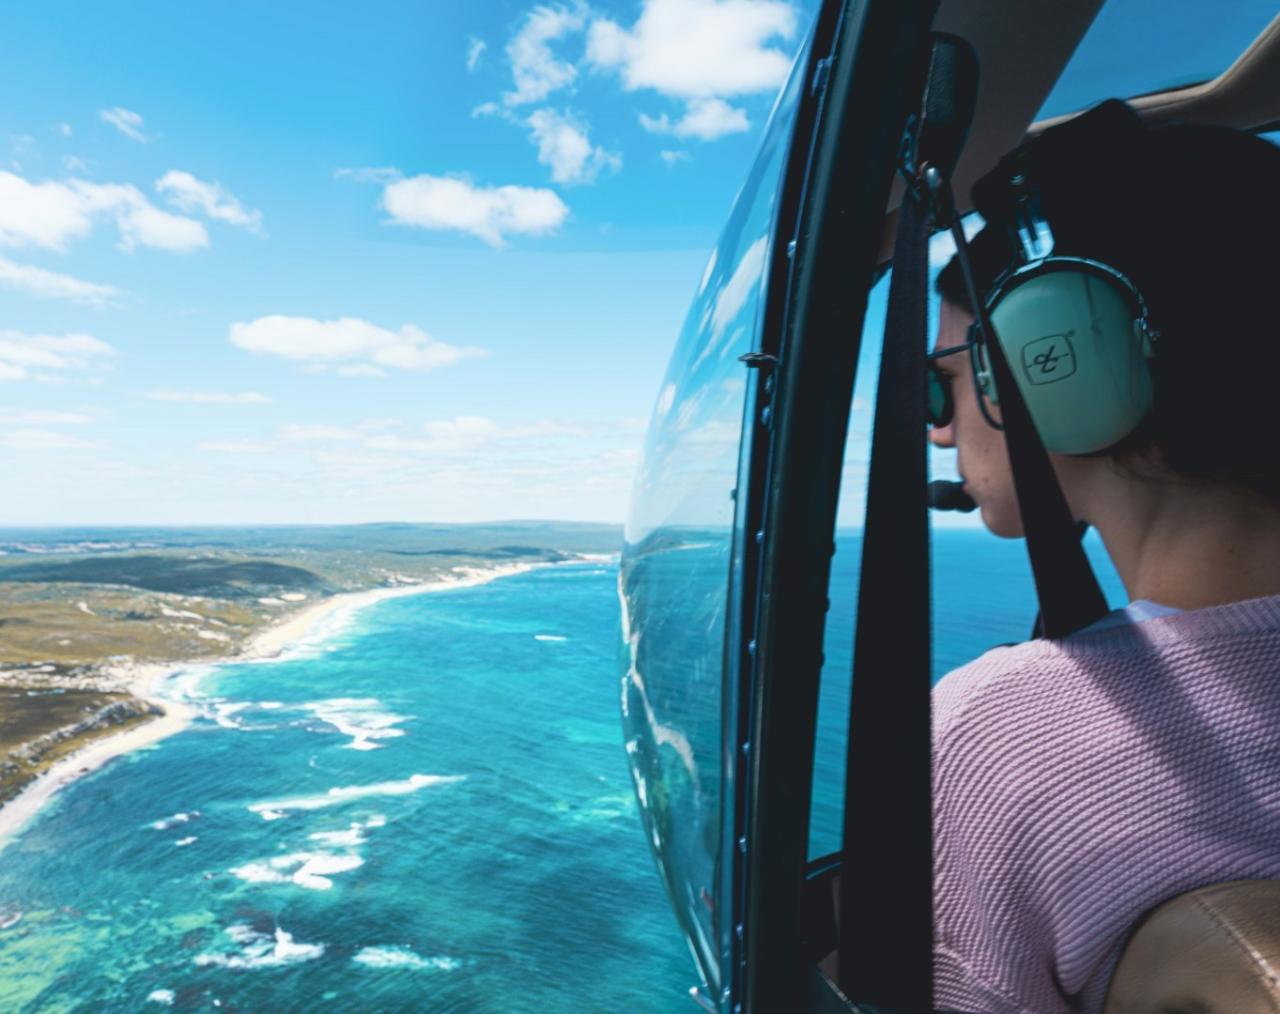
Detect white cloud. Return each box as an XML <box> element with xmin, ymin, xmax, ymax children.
<box><xmin>358</xmin><ymin>416</ymin><xmax>587</xmax><ymax>456</ymax></box>
<box><xmin>99</xmin><ymin>107</ymin><xmax>147</xmax><ymax>143</ymax></box>
<box><xmin>471</xmin><ymin>102</ymin><xmax>501</xmax><ymax>119</ymax></box>
<box><xmin>156</xmin><ymin>170</ymin><xmax>262</xmax><ymax>233</ymax></box>
<box><xmin>928</xmin><ymin>214</ymin><xmax>984</xmax><ymax>268</ymax></box>
<box><xmin>0</xmin><ymin>257</ymin><xmax>123</xmax><ymax>305</ymax></box>
<box><xmin>146</xmin><ymin>389</ymin><xmax>272</xmax><ymax>404</ymax></box>
<box><xmin>380</xmin><ymin>174</ymin><xmax>568</xmax><ymax>246</ymax></box>
<box><xmin>0</xmin><ymin>427</ymin><xmax>99</xmax><ymax>450</ymax></box>
<box><xmin>0</xmin><ymin>409</ymin><xmax>91</xmax><ymax>424</ymax></box>
<box><xmin>58</xmin><ymin>123</ymin><xmax>72</xmax><ymax>138</ymax></box>
<box><xmin>62</xmin><ymin>155</ymin><xmax>90</xmax><ymax>174</ymax></box>
<box><xmin>229</xmin><ymin>315</ymin><xmax>486</xmax><ymax>374</ymax></box>
<box><xmin>505</xmin><ymin>4</ymin><xmax>588</xmax><ymax>106</ymax></box>
<box><xmin>0</xmin><ymin>171</ymin><xmax>207</xmax><ymax>252</ymax></box>
<box><xmin>366</xmin><ymin>415</ymin><xmax>501</xmax><ymax>453</ymax></box>
<box><xmin>334</xmin><ymin>166</ymin><xmax>402</xmax><ymax>184</ymax></box>
<box><xmin>198</xmin><ymin>439</ymin><xmax>275</xmax><ymax>454</ymax></box>
<box><xmin>710</xmin><ymin>235</ymin><xmax>767</xmax><ymax>339</ymax></box>
<box><xmin>280</xmin><ymin>423</ymin><xmax>361</xmax><ymax>442</ymax></box>
<box><xmin>0</xmin><ymin>330</ymin><xmax>114</xmax><ymax>381</ymax></box>
<box><xmin>640</xmin><ymin>97</ymin><xmax>749</xmax><ymax>140</ymax></box>
<box><xmin>587</xmin><ymin>0</ymin><xmax>795</xmax><ymax>98</ymax></box>
<box><xmin>588</xmin><ymin>0</ymin><xmax>794</xmax><ymax>142</ymax></box>
<box><xmin>526</xmin><ymin>109</ymin><xmax>620</xmax><ymax>185</ymax></box>
<box><xmin>335</xmin><ymin>363</ymin><xmax>386</xmax><ymax>378</ymax></box>
<box><xmin>659</xmin><ymin>149</ymin><xmax>690</xmax><ymax>166</ymax></box>
<box><xmin>467</xmin><ymin>37</ymin><xmax>487</xmax><ymax>71</ymax></box>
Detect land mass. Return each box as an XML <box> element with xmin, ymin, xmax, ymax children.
<box><xmin>0</xmin><ymin>522</ymin><xmax>621</xmax><ymax>815</ymax></box>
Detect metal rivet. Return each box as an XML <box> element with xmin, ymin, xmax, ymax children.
<box><xmin>786</xmin><ymin>238</ymin><xmax>797</xmax><ymax>259</ymax></box>
<box><xmin>761</xmin><ymin>405</ymin><xmax>771</xmax><ymax>426</ymax></box>
<box><xmin>746</xmin><ymin>640</ymin><xmax>756</xmax><ymax>656</ymax></box>
<box><xmin>755</xmin><ymin>529</ymin><xmax>764</xmax><ymax>546</ymax></box>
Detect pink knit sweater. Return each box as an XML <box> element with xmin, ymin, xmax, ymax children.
<box><xmin>933</xmin><ymin>593</ymin><xmax>1280</xmax><ymax>1012</ymax></box>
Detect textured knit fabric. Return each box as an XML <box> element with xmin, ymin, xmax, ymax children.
<box><xmin>933</xmin><ymin>592</ymin><xmax>1280</xmax><ymax>1013</ymax></box>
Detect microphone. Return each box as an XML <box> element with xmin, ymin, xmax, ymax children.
<box><xmin>928</xmin><ymin>479</ymin><xmax>977</xmax><ymax>513</ymax></box>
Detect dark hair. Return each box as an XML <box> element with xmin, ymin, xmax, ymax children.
<box><xmin>937</xmin><ymin>100</ymin><xmax>1280</xmax><ymax>502</ymax></box>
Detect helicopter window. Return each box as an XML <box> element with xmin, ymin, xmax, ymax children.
<box><xmin>807</xmin><ymin>266</ymin><xmax>885</xmax><ymax>860</ymax></box>
<box><xmin>619</xmin><ymin>38</ymin><xmax>811</xmax><ymax>996</ymax></box>
<box><xmin>1036</xmin><ymin>0</ymin><xmax>1279</xmax><ymax>121</ymax></box>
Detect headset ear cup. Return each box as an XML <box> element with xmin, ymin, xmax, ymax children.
<box><xmin>987</xmin><ymin>264</ymin><xmax>1153</xmax><ymax>454</ymax></box>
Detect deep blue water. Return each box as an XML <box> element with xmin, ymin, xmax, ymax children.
<box><xmin>0</xmin><ymin>533</ymin><xmax>1127</xmax><ymax>1010</ymax></box>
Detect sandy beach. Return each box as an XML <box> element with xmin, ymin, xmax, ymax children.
<box><xmin>0</xmin><ymin>560</ymin><xmax>546</xmax><ymax>850</ymax></box>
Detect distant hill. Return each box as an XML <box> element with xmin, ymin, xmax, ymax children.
<box><xmin>0</xmin><ymin>522</ymin><xmax>623</xmax><ymax>558</ymax></box>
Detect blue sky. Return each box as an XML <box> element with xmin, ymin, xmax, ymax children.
<box><xmin>0</xmin><ymin>0</ymin><xmax>1272</xmax><ymax>525</ymax></box>
<box><xmin>0</xmin><ymin>0</ymin><xmax>819</xmax><ymax>524</ymax></box>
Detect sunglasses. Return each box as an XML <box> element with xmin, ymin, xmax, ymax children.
<box><xmin>926</xmin><ymin>325</ymin><xmax>1003</xmax><ymax>431</ymax></box>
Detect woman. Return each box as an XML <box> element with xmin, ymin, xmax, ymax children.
<box><xmin>927</xmin><ymin>102</ymin><xmax>1280</xmax><ymax>1012</ymax></box>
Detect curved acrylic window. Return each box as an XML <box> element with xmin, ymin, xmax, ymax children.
<box><xmin>618</xmin><ymin>36</ymin><xmax>811</xmax><ymax>997</ymax></box>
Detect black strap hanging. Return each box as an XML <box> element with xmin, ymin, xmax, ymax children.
<box><xmin>837</xmin><ymin>159</ymin><xmax>933</xmax><ymax>1011</ymax></box>
<box><xmin>836</xmin><ymin>34</ymin><xmax>978</xmax><ymax>1009</ymax></box>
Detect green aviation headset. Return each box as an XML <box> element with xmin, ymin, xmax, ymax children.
<box><xmin>930</xmin><ymin>181</ymin><xmax>1159</xmax><ymax>455</ymax></box>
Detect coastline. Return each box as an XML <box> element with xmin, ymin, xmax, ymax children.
<box><xmin>0</xmin><ymin>560</ymin><xmax>550</xmax><ymax>850</ymax></box>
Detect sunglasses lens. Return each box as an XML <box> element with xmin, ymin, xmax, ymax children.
<box><xmin>927</xmin><ymin>368</ymin><xmax>952</xmax><ymax>427</ymax></box>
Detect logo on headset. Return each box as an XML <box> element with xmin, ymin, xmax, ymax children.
<box><xmin>1021</xmin><ymin>332</ymin><xmax>1076</xmax><ymax>385</ymax></box>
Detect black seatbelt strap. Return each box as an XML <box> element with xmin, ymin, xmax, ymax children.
<box><xmin>837</xmin><ymin>36</ymin><xmax>978</xmax><ymax>1009</ymax></box>
<box><xmin>838</xmin><ymin>165</ymin><xmax>932</xmax><ymax>1011</ymax></box>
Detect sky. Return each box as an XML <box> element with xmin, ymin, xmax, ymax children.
<box><xmin>0</xmin><ymin>0</ymin><xmax>819</xmax><ymax>524</ymax></box>
<box><xmin>0</xmin><ymin>0</ymin><xmax>1273</xmax><ymax>526</ymax></box>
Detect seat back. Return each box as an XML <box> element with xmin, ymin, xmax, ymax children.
<box><xmin>1104</xmin><ymin>880</ymin><xmax>1280</xmax><ymax>1013</ymax></box>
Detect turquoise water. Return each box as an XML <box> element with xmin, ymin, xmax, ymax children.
<box><xmin>0</xmin><ymin>534</ymin><xmax>1127</xmax><ymax>1011</ymax></box>
<box><xmin>0</xmin><ymin>564</ymin><xmax>692</xmax><ymax>1012</ymax></box>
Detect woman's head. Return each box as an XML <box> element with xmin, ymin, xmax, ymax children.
<box><xmin>934</xmin><ymin>101</ymin><xmax>1280</xmax><ymax>533</ymax></box>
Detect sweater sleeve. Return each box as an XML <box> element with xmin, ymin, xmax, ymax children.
<box><xmin>932</xmin><ymin>649</ymin><xmax>1075</xmax><ymax>1014</ymax></box>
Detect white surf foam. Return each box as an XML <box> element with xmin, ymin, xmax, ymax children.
<box><xmin>211</xmin><ymin>702</ymin><xmax>253</xmax><ymax>729</ymax></box>
<box><xmin>302</xmin><ymin>697</ymin><xmax>410</xmax><ymax>751</ymax></box>
<box><xmin>151</xmin><ymin>811</ymin><xmax>198</xmax><ymax>831</ymax></box>
<box><xmin>352</xmin><ymin>946</ymin><xmax>461</xmax><ymax>971</ymax></box>
<box><xmin>534</xmin><ymin>634</ymin><xmax>568</xmax><ymax>642</ymax></box>
<box><xmin>230</xmin><ymin>850</ymin><xmax>365</xmax><ymax>891</ymax></box>
<box><xmin>308</xmin><ymin>823</ymin><xmax>366</xmax><ymax>848</ymax></box>
<box><xmin>175</xmin><ymin>836</ymin><xmax>197</xmax><ymax>847</ymax></box>
<box><xmin>248</xmin><ymin>774</ymin><xmax>463</xmax><ymax>818</ymax></box>
<box><xmin>195</xmin><ymin>925</ymin><xmax>324</xmax><ymax>969</ymax></box>
<box><xmin>146</xmin><ymin>989</ymin><xmax>175</xmax><ymax>1005</ymax></box>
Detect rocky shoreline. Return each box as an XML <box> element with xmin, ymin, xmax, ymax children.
<box><xmin>0</xmin><ymin>693</ymin><xmax>160</xmax><ymax>809</ymax></box>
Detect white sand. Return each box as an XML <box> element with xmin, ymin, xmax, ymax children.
<box><xmin>0</xmin><ymin>560</ymin><xmax>548</xmax><ymax>850</ymax></box>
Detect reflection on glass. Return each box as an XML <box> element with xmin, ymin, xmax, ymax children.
<box><xmin>618</xmin><ymin>37</ymin><xmax>810</xmax><ymax>997</ymax></box>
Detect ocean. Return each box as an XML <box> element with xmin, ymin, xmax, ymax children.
<box><xmin>0</xmin><ymin>533</ymin><xmax>1126</xmax><ymax>1011</ymax></box>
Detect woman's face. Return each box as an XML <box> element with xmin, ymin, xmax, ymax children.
<box><xmin>929</xmin><ymin>300</ymin><xmax>1024</xmax><ymax>537</ymax></box>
